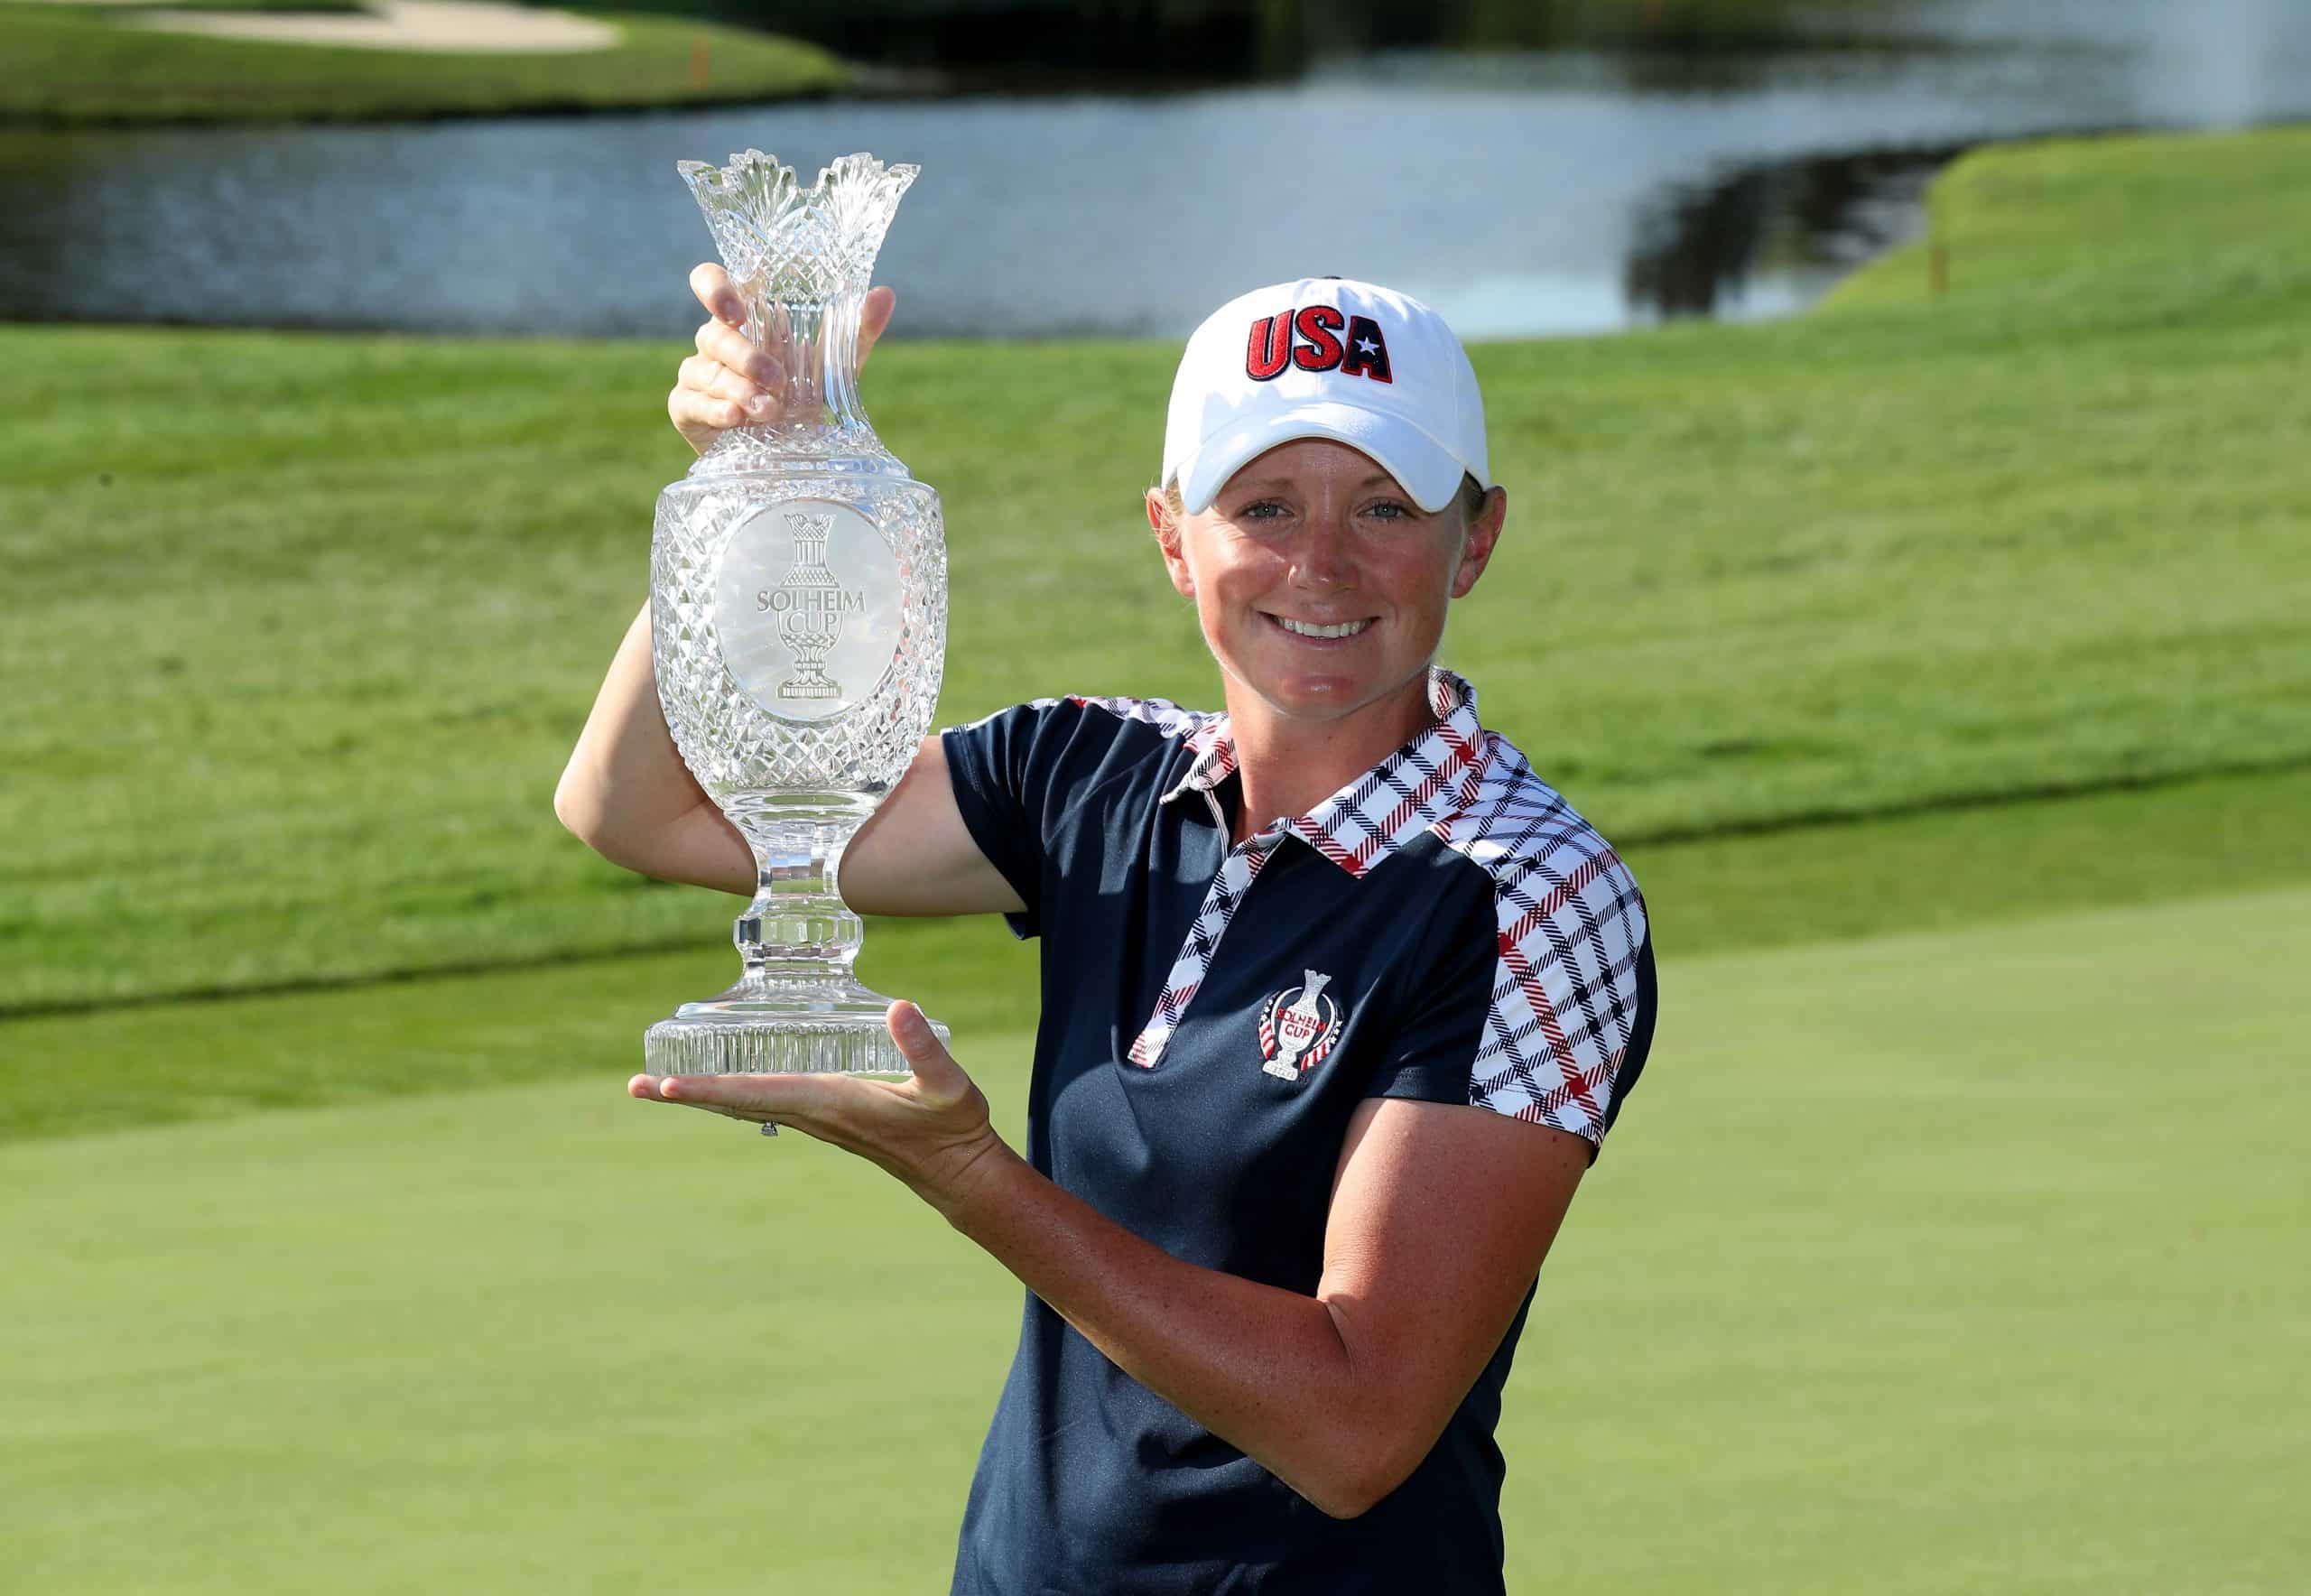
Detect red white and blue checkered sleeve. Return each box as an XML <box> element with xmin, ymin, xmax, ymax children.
<box><xmin>1434</xmin><ymin>747</ymin><xmax>1656</xmax><ymax>1155</ymax></box>
<box><xmin>1463</xmin><ymin>832</ymin><xmax>1652</xmax><ymax>1152</ymax></box>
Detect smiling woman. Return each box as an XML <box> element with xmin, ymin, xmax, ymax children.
<box><xmin>557</xmin><ymin>266</ymin><xmax>1657</xmax><ymax>1593</ymax></box>
<box><xmin>1141</xmin><ymin>280</ymin><xmax>1509</xmax><ymax>821</ymax></box>
<box><xmin>1150</xmin><ymin>436</ymin><xmax>1503</xmax><ymax>817</ymax></box>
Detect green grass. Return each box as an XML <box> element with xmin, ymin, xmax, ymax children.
<box><xmin>0</xmin><ymin>922</ymin><xmax>1042</xmax><ymax>1140</ymax></box>
<box><xmin>3</xmin><ymin>125</ymin><xmax>2306</xmax><ymax>1593</ymax></box>
<box><xmin>3</xmin><ymin>126</ymin><xmax>2306</xmax><ymax>1029</ymax></box>
<box><xmin>0</xmin><ymin>0</ymin><xmax>846</xmax><ymax>125</ymax></box>
<box><xmin>6</xmin><ymin>761</ymin><xmax>2305</xmax><ymax>1142</ymax></box>
<box><xmin>5</xmin><ymin>886</ymin><xmax>2303</xmax><ymax>1592</ymax></box>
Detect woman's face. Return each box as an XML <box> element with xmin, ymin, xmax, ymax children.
<box><xmin>1147</xmin><ymin>438</ymin><xmax>1503</xmax><ymax>734</ymax></box>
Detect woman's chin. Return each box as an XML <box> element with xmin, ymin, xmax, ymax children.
<box><xmin>1242</xmin><ymin>674</ymin><xmax>1380</xmax><ymax>723</ymax></box>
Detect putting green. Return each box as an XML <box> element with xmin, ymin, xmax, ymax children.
<box><xmin>4</xmin><ymin>886</ymin><xmax>2303</xmax><ymax>1592</ymax></box>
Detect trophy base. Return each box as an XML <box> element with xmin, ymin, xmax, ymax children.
<box><xmin>644</xmin><ymin>977</ymin><xmax>950</xmax><ymax>1079</ymax></box>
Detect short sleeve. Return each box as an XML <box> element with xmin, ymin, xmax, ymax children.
<box><xmin>1367</xmin><ymin>884</ymin><xmax>1499</xmax><ymax>1108</ymax></box>
<box><xmin>942</xmin><ymin>704</ymin><xmax>1059</xmax><ymax>939</ymax></box>
<box><xmin>1372</xmin><ymin>849</ymin><xmax>1657</xmax><ymax>1163</ymax></box>
<box><xmin>1474</xmin><ymin>851</ymin><xmax>1654</xmax><ymax>1159</ymax></box>
<box><xmin>941</xmin><ymin>697</ymin><xmax>1183</xmax><ymax>942</ymax></box>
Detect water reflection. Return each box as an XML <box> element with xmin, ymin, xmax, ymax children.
<box><xmin>1624</xmin><ymin>147</ymin><xmax>1952</xmax><ymax>322</ymax></box>
<box><xmin>0</xmin><ymin>0</ymin><xmax>2304</xmax><ymax>341</ymax></box>
<box><xmin>610</xmin><ymin>0</ymin><xmax>2028</xmax><ymax>85</ymax></box>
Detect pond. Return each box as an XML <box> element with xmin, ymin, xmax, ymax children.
<box><xmin>0</xmin><ymin>0</ymin><xmax>2305</xmax><ymax>340</ymax></box>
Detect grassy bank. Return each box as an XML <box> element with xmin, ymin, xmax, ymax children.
<box><xmin>6</xmin><ymin>762</ymin><xmax>2306</xmax><ymax>1142</ymax></box>
<box><xmin>5</xmin><ymin>125</ymin><xmax>2306</xmax><ymax>1028</ymax></box>
<box><xmin>0</xmin><ymin>1</ymin><xmax>846</xmax><ymax>125</ymax></box>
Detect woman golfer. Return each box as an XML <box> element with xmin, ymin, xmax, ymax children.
<box><xmin>558</xmin><ymin>266</ymin><xmax>1657</xmax><ymax>1593</ymax></box>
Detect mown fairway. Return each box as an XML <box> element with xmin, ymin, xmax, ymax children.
<box><xmin>4</xmin><ymin>887</ymin><xmax>2304</xmax><ymax>1592</ymax></box>
<box><xmin>4</xmin><ymin>126</ymin><xmax>2308</xmax><ymax>1591</ymax></box>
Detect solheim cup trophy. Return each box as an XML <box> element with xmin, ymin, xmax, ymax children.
<box><xmin>645</xmin><ymin>150</ymin><xmax>949</xmax><ymax>1081</ymax></box>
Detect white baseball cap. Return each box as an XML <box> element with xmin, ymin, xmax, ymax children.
<box><xmin>1161</xmin><ymin>277</ymin><xmax>1490</xmax><ymax>515</ymax></box>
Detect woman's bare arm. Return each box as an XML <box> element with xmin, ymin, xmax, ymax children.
<box><xmin>939</xmin><ymin>1097</ymin><xmax>1586</xmax><ymax>1518</ymax></box>
<box><xmin>552</xmin><ymin>602</ymin><xmax>1020</xmax><ymax>913</ymax></box>
<box><xmin>553</xmin><ymin>597</ymin><xmax>752</xmax><ymax>895</ymax></box>
<box><xmin>636</xmin><ymin>1026</ymin><xmax>1586</xmax><ymax>1519</ymax></box>
<box><xmin>841</xmin><ymin>738</ymin><xmax>1026</xmax><ymax>915</ymax></box>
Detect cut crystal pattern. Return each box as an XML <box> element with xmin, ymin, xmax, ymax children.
<box><xmin>677</xmin><ymin>150</ymin><xmax>917</xmax><ymax>306</ymax></box>
<box><xmin>645</xmin><ymin>149</ymin><xmax>947</xmax><ymax>1084</ymax></box>
<box><xmin>651</xmin><ymin>474</ymin><xmax>945</xmax><ymax>801</ymax></box>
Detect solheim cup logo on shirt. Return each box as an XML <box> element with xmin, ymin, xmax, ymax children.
<box><xmin>1258</xmin><ymin>970</ymin><xmax>1343</xmax><ymax>1081</ymax></box>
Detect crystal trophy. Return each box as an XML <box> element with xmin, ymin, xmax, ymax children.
<box><xmin>645</xmin><ymin>150</ymin><xmax>948</xmax><ymax>1079</ymax></box>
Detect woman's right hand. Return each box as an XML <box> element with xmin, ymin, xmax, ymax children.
<box><xmin>669</xmin><ymin>264</ymin><xmax>899</xmax><ymax>455</ymax></box>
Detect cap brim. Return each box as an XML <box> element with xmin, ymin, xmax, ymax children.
<box><xmin>1176</xmin><ymin>402</ymin><xmax>1465</xmax><ymax>515</ymax></box>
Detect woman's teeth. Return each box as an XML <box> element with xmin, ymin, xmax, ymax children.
<box><xmin>1275</xmin><ymin>617</ymin><xmax>1369</xmax><ymax>639</ymax></box>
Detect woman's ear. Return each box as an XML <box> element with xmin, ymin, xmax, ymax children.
<box><xmin>1450</xmin><ymin>487</ymin><xmax>1507</xmax><ymax>598</ymax></box>
<box><xmin>1147</xmin><ymin>488</ymin><xmax>1195</xmax><ymax>598</ymax></box>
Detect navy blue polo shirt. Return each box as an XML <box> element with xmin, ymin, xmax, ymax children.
<box><xmin>940</xmin><ymin>667</ymin><xmax>1656</xmax><ymax>1596</ymax></box>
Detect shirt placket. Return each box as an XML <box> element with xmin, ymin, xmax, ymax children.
<box><xmin>1127</xmin><ymin>670</ymin><xmax>1485</xmax><ymax>1070</ymax></box>
<box><xmin>1125</xmin><ymin>816</ymin><xmax>1286</xmax><ymax>1070</ymax></box>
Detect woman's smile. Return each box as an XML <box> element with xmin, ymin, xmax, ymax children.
<box><xmin>1263</xmin><ymin>612</ymin><xmax>1375</xmax><ymax>641</ymax></box>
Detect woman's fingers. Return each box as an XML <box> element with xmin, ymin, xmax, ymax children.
<box><xmin>669</xmin><ymin>269</ymin><xmax>896</xmax><ymax>454</ymax></box>
<box><xmin>689</xmin><ymin>261</ymin><xmax>743</xmax><ymax>326</ymax></box>
<box><xmin>668</xmin><ymin>381</ymin><xmax>749</xmax><ymax>450</ymax></box>
<box><xmin>673</xmin><ymin>263</ymin><xmax>764</xmax><ymax>450</ymax></box>
<box><xmin>692</xmin><ymin>314</ymin><xmax>785</xmax><ymax>389</ymax></box>
<box><xmin>675</xmin><ymin>353</ymin><xmax>739</xmax><ymax>406</ymax></box>
<box><xmin>624</xmin><ymin>1012</ymin><xmax>979</xmax><ymax>1137</ymax></box>
<box><xmin>687</xmin><ymin>273</ymin><xmax>894</xmax><ymax>383</ymax></box>
<box><xmin>671</xmin><ymin>320</ymin><xmax>785</xmax><ymax>450</ymax></box>
<box><xmin>886</xmin><ymin>1000</ymin><xmax>971</xmax><ymax>1109</ymax></box>
<box><xmin>626</xmin><ymin>1015</ymin><xmax>1008</xmax><ymax>1216</ymax></box>
<box><xmin>690</xmin><ymin>264</ymin><xmax>892</xmax><ymax>355</ymax></box>
<box><xmin>676</xmin><ymin>353</ymin><xmax>781</xmax><ymax>426</ymax></box>
<box><xmin>859</xmin><ymin>285</ymin><xmax>897</xmax><ymax>363</ymax></box>
<box><xmin>636</xmin><ymin>1070</ymin><xmax>860</xmax><ymax>1145</ymax></box>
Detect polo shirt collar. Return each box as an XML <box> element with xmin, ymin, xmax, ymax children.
<box><xmin>1159</xmin><ymin>666</ymin><xmax>1490</xmax><ymax>878</ymax></box>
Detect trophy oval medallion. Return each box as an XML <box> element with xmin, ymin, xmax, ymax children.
<box><xmin>712</xmin><ymin>496</ymin><xmax>903</xmax><ymax>723</ymax></box>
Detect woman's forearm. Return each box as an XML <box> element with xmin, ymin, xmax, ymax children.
<box><xmin>554</xmin><ymin>599</ymin><xmax>725</xmax><ymax>866</ymax></box>
<box><xmin>554</xmin><ymin>605</ymin><xmax>1010</xmax><ymax>907</ymax></box>
<box><xmin>935</xmin><ymin>1146</ymin><xmax>1415</xmax><ymax>1518</ymax></box>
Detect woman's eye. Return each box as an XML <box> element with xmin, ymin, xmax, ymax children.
<box><xmin>1365</xmin><ymin>501</ymin><xmax>1412</xmax><ymax>521</ymax></box>
<box><xmin>1239</xmin><ymin>501</ymin><xmax>1287</xmax><ymax>521</ymax></box>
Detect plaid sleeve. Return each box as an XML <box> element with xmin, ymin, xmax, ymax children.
<box><xmin>1469</xmin><ymin>840</ymin><xmax>1654</xmax><ymax>1155</ymax></box>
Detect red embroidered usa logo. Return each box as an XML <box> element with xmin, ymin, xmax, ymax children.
<box><xmin>1244</xmin><ymin>308</ymin><xmax>1394</xmax><ymax>384</ymax></box>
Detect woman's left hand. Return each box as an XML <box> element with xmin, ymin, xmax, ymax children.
<box><xmin>628</xmin><ymin>1002</ymin><xmax>1014</xmax><ymax>1218</ymax></box>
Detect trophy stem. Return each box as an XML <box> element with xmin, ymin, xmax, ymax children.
<box><xmin>641</xmin><ymin>792</ymin><xmax>949</xmax><ymax>1081</ymax></box>
<box><xmin>732</xmin><ymin>799</ymin><xmax>868</xmax><ymax>981</ymax></box>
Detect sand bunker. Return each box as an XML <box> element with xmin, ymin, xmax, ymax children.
<box><xmin>107</xmin><ymin>0</ymin><xmax>620</xmax><ymax>54</ymax></box>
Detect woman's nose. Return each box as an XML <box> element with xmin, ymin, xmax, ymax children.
<box><xmin>1292</xmin><ymin>513</ymin><xmax>1355</xmax><ymax>589</ymax></box>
